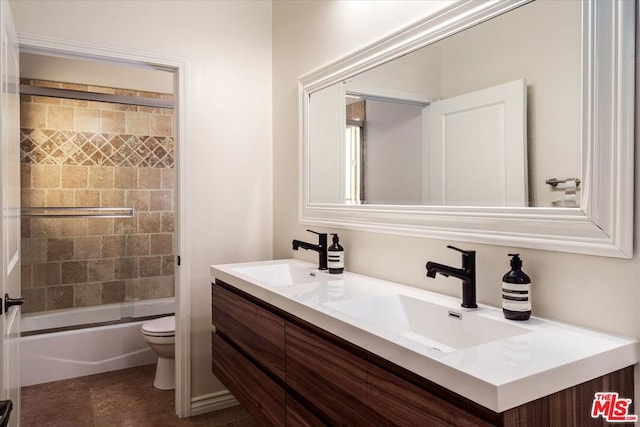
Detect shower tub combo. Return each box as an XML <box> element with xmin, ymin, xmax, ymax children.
<box><xmin>19</xmin><ymin>79</ymin><xmax>178</xmax><ymax>388</ymax></box>
<box><xmin>20</xmin><ymin>297</ymin><xmax>174</xmax><ymax>387</ymax></box>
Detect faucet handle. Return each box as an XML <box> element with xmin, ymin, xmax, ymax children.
<box><xmin>446</xmin><ymin>245</ymin><xmax>475</xmax><ymax>256</ymax></box>
<box><xmin>306</xmin><ymin>229</ymin><xmax>327</xmax><ymax>236</ymax></box>
<box><xmin>306</xmin><ymin>229</ymin><xmax>327</xmax><ymax>245</ymax></box>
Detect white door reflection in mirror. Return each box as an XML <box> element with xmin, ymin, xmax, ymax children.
<box><xmin>427</xmin><ymin>79</ymin><xmax>527</xmax><ymax>207</ymax></box>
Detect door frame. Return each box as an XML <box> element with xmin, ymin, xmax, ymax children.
<box><xmin>2</xmin><ymin>1</ymin><xmax>22</xmax><ymax>424</ymax></box>
<box><xmin>339</xmin><ymin>83</ymin><xmax>434</xmax><ymax>204</ymax></box>
<box><xmin>16</xmin><ymin>33</ymin><xmax>192</xmax><ymax>418</ymax></box>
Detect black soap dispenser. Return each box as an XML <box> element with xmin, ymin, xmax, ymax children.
<box><xmin>327</xmin><ymin>234</ymin><xmax>344</xmax><ymax>274</ymax></box>
<box><xmin>502</xmin><ymin>254</ymin><xmax>531</xmax><ymax>321</ymax></box>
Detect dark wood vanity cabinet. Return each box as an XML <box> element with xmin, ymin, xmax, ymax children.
<box><xmin>285</xmin><ymin>322</ymin><xmax>492</xmax><ymax>426</ymax></box>
<box><xmin>285</xmin><ymin>395</ymin><xmax>326</xmax><ymax>427</ymax></box>
<box><xmin>212</xmin><ymin>281</ymin><xmax>321</xmax><ymax>426</ymax></box>
<box><xmin>211</xmin><ymin>281</ymin><xmax>285</xmax><ymax>381</ymax></box>
<box><xmin>211</xmin><ymin>332</ymin><xmax>286</xmax><ymax>425</ymax></box>
<box><xmin>211</xmin><ymin>280</ymin><xmax>634</xmax><ymax>426</ymax></box>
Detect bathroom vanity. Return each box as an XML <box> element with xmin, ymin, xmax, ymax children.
<box><xmin>210</xmin><ymin>259</ymin><xmax>637</xmax><ymax>425</ymax></box>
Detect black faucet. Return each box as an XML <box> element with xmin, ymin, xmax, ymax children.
<box><xmin>292</xmin><ymin>229</ymin><xmax>328</xmax><ymax>270</ymax></box>
<box><xmin>426</xmin><ymin>245</ymin><xmax>477</xmax><ymax>309</ymax></box>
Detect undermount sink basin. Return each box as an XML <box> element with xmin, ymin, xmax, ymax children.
<box><xmin>232</xmin><ymin>263</ymin><xmax>330</xmax><ymax>287</ymax></box>
<box><xmin>324</xmin><ymin>294</ymin><xmax>530</xmax><ymax>353</ymax></box>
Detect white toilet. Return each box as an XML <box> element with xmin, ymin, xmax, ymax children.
<box><xmin>141</xmin><ymin>315</ymin><xmax>176</xmax><ymax>390</ymax></box>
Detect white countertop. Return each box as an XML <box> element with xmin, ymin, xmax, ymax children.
<box><xmin>210</xmin><ymin>258</ymin><xmax>638</xmax><ymax>412</ymax></box>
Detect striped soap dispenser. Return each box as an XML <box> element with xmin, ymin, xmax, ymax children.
<box><xmin>502</xmin><ymin>254</ymin><xmax>531</xmax><ymax>321</ymax></box>
<box><xmin>327</xmin><ymin>234</ymin><xmax>344</xmax><ymax>274</ymax></box>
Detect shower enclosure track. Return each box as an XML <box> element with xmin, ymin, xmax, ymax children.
<box><xmin>21</xmin><ymin>206</ymin><xmax>135</xmax><ymax>219</ymax></box>
<box><xmin>20</xmin><ymin>84</ymin><xmax>174</xmax><ymax>109</ymax></box>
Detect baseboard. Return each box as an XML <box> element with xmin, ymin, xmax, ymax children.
<box><xmin>190</xmin><ymin>390</ymin><xmax>239</xmax><ymax>416</ymax></box>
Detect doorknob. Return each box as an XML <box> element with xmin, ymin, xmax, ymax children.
<box><xmin>4</xmin><ymin>294</ymin><xmax>24</xmax><ymax>313</ymax></box>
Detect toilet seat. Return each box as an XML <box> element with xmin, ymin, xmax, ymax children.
<box><xmin>142</xmin><ymin>315</ymin><xmax>175</xmax><ymax>338</ymax></box>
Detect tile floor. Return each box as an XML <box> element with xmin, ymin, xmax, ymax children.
<box><xmin>21</xmin><ymin>364</ymin><xmax>257</xmax><ymax>427</ymax></box>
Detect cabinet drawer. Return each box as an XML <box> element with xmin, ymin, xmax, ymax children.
<box><xmin>286</xmin><ymin>394</ymin><xmax>327</xmax><ymax>427</ymax></box>
<box><xmin>212</xmin><ymin>332</ymin><xmax>286</xmax><ymax>426</ymax></box>
<box><xmin>212</xmin><ymin>281</ymin><xmax>285</xmax><ymax>381</ymax></box>
<box><xmin>285</xmin><ymin>322</ymin><xmax>492</xmax><ymax>426</ymax></box>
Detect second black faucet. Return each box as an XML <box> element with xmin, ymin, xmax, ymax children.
<box><xmin>426</xmin><ymin>245</ymin><xmax>477</xmax><ymax>309</ymax></box>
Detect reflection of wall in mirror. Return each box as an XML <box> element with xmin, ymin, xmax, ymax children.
<box><xmin>365</xmin><ymin>100</ymin><xmax>424</xmax><ymax>205</ymax></box>
<box><xmin>309</xmin><ymin>84</ymin><xmax>342</xmax><ymax>204</ymax></box>
<box><xmin>350</xmin><ymin>42</ymin><xmax>442</xmax><ymax>97</ymax></box>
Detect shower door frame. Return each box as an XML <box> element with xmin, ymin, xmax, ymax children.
<box><xmin>16</xmin><ymin>34</ymin><xmax>192</xmax><ymax>418</ymax></box>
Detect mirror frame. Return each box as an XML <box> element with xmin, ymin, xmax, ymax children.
<box><xmin>298</xmin><ymin>0</ymin><xmax>634</xmax><ymax>258</ymax></box>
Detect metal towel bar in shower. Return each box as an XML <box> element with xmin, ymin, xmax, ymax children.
<box><xmin>545</xmin><ymin>178</ymin><xmax>581</xmax><ymax>187</ymax></box>
<box><xmin>21</xmin><ymin>207</ymin><xmax>135</xmax><ymax>219</ymax></box>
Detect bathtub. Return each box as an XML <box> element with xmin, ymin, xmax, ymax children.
<box><xmin>20</xmin><ymin>298</ymin><xmax>174</xmax><ymax>387</ymax></box>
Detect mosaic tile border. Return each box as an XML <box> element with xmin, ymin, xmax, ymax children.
<box><xmin>21</xmin><ymin>129</ymin><xmax>175</xmax><ymax>168</ymax></box>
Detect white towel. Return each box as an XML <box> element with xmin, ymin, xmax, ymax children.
<box><xmin>552</xmin><ymin>178</ymin><xmax>579</xmax><ymax>207</ymax></box>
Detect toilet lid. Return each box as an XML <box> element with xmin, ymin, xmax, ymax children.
<box><xmin>142</xmin><ymin>315</ymin><xmax>175</xmax><ymax>336</ymax></box>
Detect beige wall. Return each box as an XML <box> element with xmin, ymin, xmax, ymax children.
<box><xmin>274</xmin><ymin>0</ymin><xmax>640</xmax><ymax>399</ymax></box>
<box><xmin>10</xmin><ymin>0</ymin><xmax>273</xmax><ymax>400</ymax></box>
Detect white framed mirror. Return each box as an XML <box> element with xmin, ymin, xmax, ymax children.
<box><xmin>298</xmin><ymin>0</ymin><xmax>634</xmax><ymax>258</ymax></box>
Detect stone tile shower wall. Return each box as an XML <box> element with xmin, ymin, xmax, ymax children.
<box><xmin>20</xmin><ymin>79</ymin><xmax>175</xmax><ymax>314</ymax></box>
